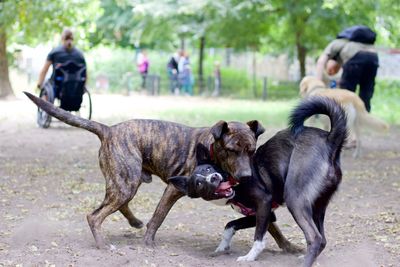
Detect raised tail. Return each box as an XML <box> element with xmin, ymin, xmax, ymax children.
<box><xmin>359</xmin><ymin>112</ymin><xmax>390</xmax><ymax>132</ymax></box>
<box><xmin>289</xmin><ymin>96</ymin><xmax>348</xmax><ymax>153</ymax></box>
<box><xmin>24</xmin><ymin>91</ymin><xmax>109</xmax><ymax>140</ymax></box>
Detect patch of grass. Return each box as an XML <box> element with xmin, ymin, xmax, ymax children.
<box><xmin>147</xmin><ymin>77</ymin><xmax>400</xmax><ymax>127</ymax></box>
<box><xmin>371</xmin><ymin>79</ymin><xmax>400</xmax><ymax>125</ymax></box>
<box><xmin>157</xmin><ymin>98</ymin><xmax>299</xmax><ymax>127</ymax></box>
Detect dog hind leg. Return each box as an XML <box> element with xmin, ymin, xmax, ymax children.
<box><xmin>119</xmin><ymin>202</ymin><xmax>144</xmax><ymax>228</ymax></box>
<box><xmin>118</xmin><ymin>173</ymin><xmax>148</xmax><ymax>228</ymax></box>
<box><xmin>88</xmin><ymin>151</ymin><xmax>143</xmax><ymax>249</ymax></box>
<box><xmin>87</xmin><ymin>175</ymin><xmax>141</xmax><ymax>249</ymax></box>
<box><xmin>287</xmin><ymin>202</ymin><xmax>323</xmax><ymax>267</ymax></box>
<box><xmin>269</xmin><ymin>221</ymin><xmax>304</xmax><ymax>253</ymax></box>
<box><xmin>87</xmin><ymin>190</ymin><xmax>126</xmax><ymax>249</ymax></box>
<box><xmin>313</xmin><ymin>205</ymin><xmax>328</xmax><ymax>255</ymax></box>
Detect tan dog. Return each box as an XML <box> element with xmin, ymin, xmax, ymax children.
<box><xmin>299</xmin><ymin>76</ymin><xmax>389</xmax><ymax>157</ymax></box>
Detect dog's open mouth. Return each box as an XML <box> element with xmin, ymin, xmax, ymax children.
<box><xmin>214</xmin><ymin>181</ymin><xmax>234</xmax><ymax>198</ymax></box>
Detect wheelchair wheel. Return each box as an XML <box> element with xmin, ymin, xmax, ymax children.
<box><xmin>79</xmin><ymin>89</ymin><xmax>92</xmax><ymax>120</ymax></box>
<box><xmin>37</xmin><ymin>89</ymin><xmax>52</xmax><ymax>128</ymax></box>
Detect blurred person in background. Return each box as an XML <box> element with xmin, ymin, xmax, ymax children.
<box><xmin>37</xmin><ymin>29</ymin><xmax>86</xmax><ymax>97</ymax></box>
<box><xmin>137</xmin><ymin>49</ymin><xmax>149</xmax><ymax>89</ymax></box>
<box><xmin>316</xmin><ymin>25</ymin><xmax>378</xmax><ymax>112</ymax></box>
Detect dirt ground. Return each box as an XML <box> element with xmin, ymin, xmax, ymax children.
<box><xmin>0</xmin><ymin>93</ymin><xmax>399</xmax><ymax>267</ymax></box>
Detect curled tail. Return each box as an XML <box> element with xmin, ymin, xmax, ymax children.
<box><xmin>289</xmin><ymin>96</ymin><xmax>348</xmax><ymax>153</ymax></box>
<box><xmin>24</xmin><ymin>91</ymin><xmax>109</xmax><ymax>140</ymax></box>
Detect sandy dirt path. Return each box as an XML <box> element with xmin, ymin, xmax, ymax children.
<box><xmin>0</xmin><ymin>94</ymin><xmax>399</xmax><ymax>267</ymax></box>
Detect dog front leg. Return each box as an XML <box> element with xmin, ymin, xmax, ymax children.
<box><xmin>237</xmin><ymin>199</ymin><xmax>271</xmax><ymax>262</ymax></box>
<box><xmin>214</xmin><ymin>216</ymin><xmax>256</xmax><ymax>255</ymax></box>
<box><xmin>144</xmin><ymin>183</ymin><xmax>184</xmax><ymax>246</ymax></box>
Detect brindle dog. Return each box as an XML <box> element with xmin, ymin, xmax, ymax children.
<box><xmin>24</xmin><ymin>92</ymin><xmax>264</xmax><ymax>249</ymax></box>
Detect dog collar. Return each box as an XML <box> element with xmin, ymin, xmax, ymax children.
<box><xmin>228</xmin><ymin>200</ymin><xmax>256</xmax><ymax>216</ymax></box>
<box><xmin>227</xmin><ymin>175</ymin><xmax>239</xmax><ymax>186</ymax></box>
<box><xmin>228</xmin><ymin>200</ymin><xmax>280</xmax><ymax>216</ymax></box>
<box><xmin>209</xmin><ymin>143</ymin><xmax>215</xmax><ymax>161</ymax></box>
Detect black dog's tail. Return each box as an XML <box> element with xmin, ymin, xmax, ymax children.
<box><xmin>24</xmin><ymin>91</ymin><xmax>110</xmax><ymax>140</ymax></box>
<box><xmin>289</xmin><ymin>96</ymin><xmax>348</xmax><ymax>153</ymax></box>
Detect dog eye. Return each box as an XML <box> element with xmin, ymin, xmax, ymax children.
<box><xmin>206</xmin><ymin>167</ymin><xmax>211</xmax><ymax>172</ymax></box>
<box><xmin>197</xmin><ymin>181</ymin><xmax>203</xmax><ymax>186</ymax></box>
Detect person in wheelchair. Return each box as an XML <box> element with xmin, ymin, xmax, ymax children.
<box><xmin>36</xmin><ymin>29</ymin><xmax>91</xmax><ymax>127</ymax></box>
<box><xmin>37</xmin><ymin>29</ymin><xmax>87</xmax><ymax>108</ymax></box>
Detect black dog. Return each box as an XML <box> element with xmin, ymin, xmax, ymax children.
<box><xmin>169</xmin><ymin>144</ymin><xmax>299</xmax><ymax>254</ymax></box>
<box><xmin>169</xmin><ymin>97</ymin><xmax>347</xmax><ymax>266</ymax></box>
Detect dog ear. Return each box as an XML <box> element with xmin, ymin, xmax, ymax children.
<box><xmin>247</xmin><ymin>120</ymin><xmax>265</xmax><ymax>138</ymax></box>
<box><xmin>168</xmin><ymin>176</ymin><xmax>190</xmax><ymax>195</ymax></box>
<box><xmin>196</xmin><ymin>143</ymin><xmax>212</xmax><ymax>164</ymax></box>
<box><xmin>211</xmin><ymin>120</ymin><xmax>229</xmax><ymax>140</ymax></box>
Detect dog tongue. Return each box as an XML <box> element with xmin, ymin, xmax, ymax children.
<box><xmin>216</xmin><ymin>181</ymin><xmax>232</xmax><ymax>193</ymax></box>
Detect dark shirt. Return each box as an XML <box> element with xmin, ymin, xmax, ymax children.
<box><xmin>167</xmin><ymin>56</ymin><xmax>179</xmax><ymax>72</ymax></box>
<box><xmin>47</xmin><ymin>45</ymin><xmax>86</xmax><ymax>78</ymax></box>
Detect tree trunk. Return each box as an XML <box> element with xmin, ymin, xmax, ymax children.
<box><xmin>0</xmin><ymin>28</ymin><xmax>14</xmax><ymax>98</ymax></box>
<box><xmin>295</xmin><ymin>31</ymin><xmax>307</xmax><ymax>79</ymax></box>
<box><xmin>180</xmin><ymin>37</ymin><xmax>185</xmax><ymax>51</ymax></box>
<box><xmin>252</xmin><ymin>49</ymin><xmax>257</xmax><ymax>98</ymax></box>
<box><xmin>225</xmin><ymin>47</ymin><xmax>231</xmax><ymax>66</ymax></box>
<box><xmin>198</xmin><ymin>36</ymin><xmax>205</xmax><ymax>94</ymax></box>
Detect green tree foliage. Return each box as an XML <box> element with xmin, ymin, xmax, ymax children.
<box><xmin>96</xmin><ymin>0</ymin><xmax>398</xmax><ymax>83</ymax></box>
<box><xmin>95</xmin><ymin>0</ymin><xmax>240</xmax><ymax>92</ymax></box>
<box><xmin>2</xmin><ymin>0</ymin><xmax>398</xmax><ymax>98</ymax></box>
<box><xmin>261</xmin><ymin>0</ymin><xmax>399</xmax><ymax>78</ymax></box>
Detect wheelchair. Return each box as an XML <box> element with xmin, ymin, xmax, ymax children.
<box><xmin>37</xmin><ymin>60</ymin><xmax>92</xmax><ymax>128</ymax></box>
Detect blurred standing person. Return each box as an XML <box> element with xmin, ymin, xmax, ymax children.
<box><xmin>212</xmin><ymin>61</ymin><xmax>221</xmax><ymax>96</ymax></box>
<box><xmin>167</xmin><ymin>51</ymin><xmax>180</xmax><ymax>94</ymax></box>
<box><xmin>316</xmin><ymin>25</ymin><xmax>378</xmax><ymax>112</ymax></box>
<box><xmin>177</xmin><ymin>50</ymin><xmax>186</xmax><ymax>94</ymax></box>
<box><xmin>180</xmin><ymin>53</ymin><xmax>194</xmax><ymax>96</ymax></box>
<box><xmin>137</xmin><ymin>49</ymin><xmax>149</xmax><ymax>89</ymax></box>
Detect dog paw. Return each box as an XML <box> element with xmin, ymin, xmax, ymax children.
<box><xmin>282</xmin><ymin>243</ymin><xmax>304</xmax><ymax>254</ymax></box>
<box><xmin>129</xmin><ymin>219</ymin><xmax>144</xmax><ymax>229</ymax></box>
<box><xmin>237</xmin><ymin>255</ymin><xmax>255</xmax><ymax>262</ymax></box>
<box><xmin>214</xmin><ymin>244</ymin><xmax>230</xmax><ymax>253</ymax></box>
<box><xmin>211</xmin><ymin>248</ymin><xmax>230</xmax><ymax>257</ymax></box>
<box><xmin>94</xmin><ymin>239</ymin><xmax>108</xmax><ymax>250</ymax></box>
<box><xmin>143</xmin><ymin>237</ymin><xmax>156</xmax><ymax>248</ymax></box>
<box><xmin>141</xmin><ymin>173</ymin><xmax>152</xmax><ymax>183</ymax></box>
